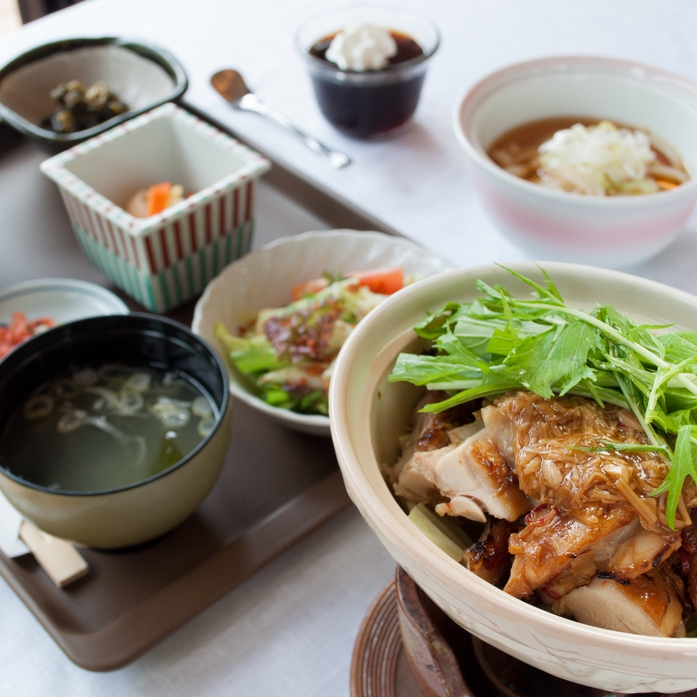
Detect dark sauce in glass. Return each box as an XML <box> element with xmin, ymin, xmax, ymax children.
<box><xmin>308</xmin><ymin>30</ymin><xmax>426</xmax><ymax>139</ymax></box>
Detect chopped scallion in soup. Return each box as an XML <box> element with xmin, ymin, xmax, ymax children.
<box><xmin>487</xmin><ymin>117</ymin><xmax>689</xmax><ymax>196</ymax></box>
<box><xmin>0</xmin><ymin>364</ymin><xmax>217</xmax><ymax>492</ymax></box>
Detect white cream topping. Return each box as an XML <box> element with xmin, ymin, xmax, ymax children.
<box><xmin>325</xmin><ymin>24</ymin><xmax>397</xmax><ymax>71</ymax></box>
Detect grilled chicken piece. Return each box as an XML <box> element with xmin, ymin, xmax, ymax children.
<box><xmin>589</xmin><ymin>518</ymin><xmax>641</xmax><ymax>567</ymax></box>
<box><xmin>393</xmin><ymin>445</ymin><xmax>454</xmax><ymax>502</ymax></box>
<box><xmin>480</xmin><ymin>391</ymin><xmax>682</xmax><ymax>599</ymax></box>
<box><xmin>430</xmin><ymin>430</ymin><xmax>532</xmax><ymax>523</ymax></box>
<box><xmin>464</xmin><ymin>519</ymin><xmax>513</xmax><ymax>585</ymax></box>
<box><xmin>606</xmin><ymin>529</ymin><xmax>681</xmax><ymax>581</ymax></box>
<box><xmin>389</xmin><ymin>394</ymin><xmax>481</xmax><ymax>503</ymax></box>
<box><xmin>479</xmin><ymin>403</ymin><xmax>517</xmax><ymax>463</ymax></box>
<box><xmin>393</xmin><ymin>423</ymin><xmax>485</xmax><ymax>503</ymax></box>
<box><xmin>553</xmin><ymin>570</ymin><xmax>685</xmax><ymax>638</ymax></box>
<box><xmin>482</xmin><ymin>391</ymin><xmax>669</xmax><ymax>528</ymax></box>
<box><xmin>505</xmin><ymin>505</ymin><xmax>636</xmax><ymax>598</ymax></box>
<box><xmin>435</xmin><ymin>493</ymin><xmax>487</xmax><ymax>522</ymax></box>
<box><xmin>537</xmin><ymin>524</ymin><xmax>680</xmax><ymax>599</ymax></box>
<box><xmin>416</xmin><ymin>393</ymin><xmax>482</xmax><ymax>452</ymax></box>
<box><xmin>659</xmin><ymin>554</ymin><xmax>688</xmax><ymax>610</ymax></box>
<box><xmin>540</xmin><ymin>550</ymin><xmax>597</xmax><ymax>601</ymax></box>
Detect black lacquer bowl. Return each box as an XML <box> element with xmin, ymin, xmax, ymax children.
<box><xmin>0</xmin><ymin>314</ymin><xmax>229</xmax><ymax>548</ymax></box>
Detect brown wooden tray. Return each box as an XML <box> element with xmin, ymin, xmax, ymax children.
<box><xmin>0</xmin><ymin>406</ymin><xmax>348</xmax><ymax>670</ymax></box>
<box><xmin>0</xmin><ymin>117</ymin><xmax>393</xmax><ymax>671</ymax></box>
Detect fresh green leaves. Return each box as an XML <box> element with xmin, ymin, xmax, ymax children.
<box><xmin>651</xmin><ymin>425</ymin><xmax>697</xmax><ymax>527</ymax></box>
<box><xmin>388</xmin><ymin>266</ymin><xmax>697</xmax><ymax>528</ymax></box>
<box><xmin>504</xmin><ymin>320</ymin><xmax>598</xmax><ymax>398</ymax></box>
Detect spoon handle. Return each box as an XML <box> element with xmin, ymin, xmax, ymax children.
<box><xmin>237</xmin><ymin>94</ymin><xmax>350</xmax><ymax>169</ymax></box>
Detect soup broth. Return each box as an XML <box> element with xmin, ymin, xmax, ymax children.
<box><xmin>487</xmin><ymin>116</ymin><xmax>689</xmax><ymax>194</ymax></box>
<box><xmin>0</xmin><ymin>363</ymin><xmax>217</xmax><ymax>493</ymax></box>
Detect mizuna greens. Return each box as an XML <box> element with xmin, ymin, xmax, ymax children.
<box><xmin>389</xmin><ymin>266</ymin><xmax>697</xmax><ymax>528</ymax></box>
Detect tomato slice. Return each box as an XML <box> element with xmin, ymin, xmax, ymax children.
<box><xmin>290</xmin><ymin>266</ymin><xmax>405</xmax><ymax>301</ymax></box>
<box><xmin>349</xmin><ymin>267</ymin><xmax>404</xmax><ymax>295</ymax></box>
<box><xmin>290</xmin><ymin>278</ymin><xmax>330</xmax><ymax>301</ymax></box>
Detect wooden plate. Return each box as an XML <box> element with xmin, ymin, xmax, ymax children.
<box><xmin>351</xmin><ymin>566</ymin><xmax>697</xmax><ymax>697</ymax></box>
<box><xmin>350</xmin><ymin>576</ymin><xmax>422</xmax><ymax>697</ymax></box>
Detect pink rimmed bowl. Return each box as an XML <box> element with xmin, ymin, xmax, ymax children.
<box><xmin>454</xmin><ymin>57</ymin><xmax>697</xmax><ymax>267</ymax></box>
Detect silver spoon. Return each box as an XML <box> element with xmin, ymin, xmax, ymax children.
<box><xmin>210</xmin><ymin>69</ymin><xmax>351</xmax><ymax>170</ymax></box>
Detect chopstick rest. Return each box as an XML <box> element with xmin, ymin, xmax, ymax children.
<box><xmin>19</xmin><ymin>520</ymin><xmax>89</xmax><ymax>588</ymax></box>
<box><xmin>0</xmin><ymin>490</ymin><xmax>29</xmax><ymax>557</ymax></box>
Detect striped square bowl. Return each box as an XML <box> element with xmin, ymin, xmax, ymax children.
<box><xmin>40</xmin><ymin>103</ymin><xmax>271</xmax><ymax>312</ymax></box>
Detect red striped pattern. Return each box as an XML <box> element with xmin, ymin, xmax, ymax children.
<box><xmin>173</xmin><ymin>220</ymin><xmax>185</xmax><ymax>262</ymax></box>
<box><xmin>144</xmin><ymin>237</ymin><xmax>157</xmax><ymax>272</ymax></box>
<box><xmin>158</xmin><ymin>226</ymin><xmax>171</xmax><ymax>268</ymax></box>
<box><xmin>245</xmin><ymin>181</ymin><xmax>253</xmax><ymax>222</ymax></box>
<box><xmin>233</xmin><ymin>188</ymin><xmax>240</xmax><ymax>229</ymax></box>
<box><xmin>62</xmin><ymin>183</ymin><xmax>253</xmax><ymax>274</ymax></box>
<box><xmin>188</xmin><ymin>212</ymin><xmax>198</xmax><ymax>253</ymax></box>
<box><xmin>218</xmin><ymin>195</ymin><xmax>226</xmax><ymax>239</ymax></box>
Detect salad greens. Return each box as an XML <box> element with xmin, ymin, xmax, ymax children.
<box><xmin>216</xmin><ymin>271</ymin><xmax>402</xmax><ymax>416</ymax></box>
<box><xmin>389</xmin><ymin>265</ymin><xmax>697</xmax><ymax>528</ymax></box>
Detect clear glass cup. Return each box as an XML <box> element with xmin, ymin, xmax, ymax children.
<box><xmin>295</xmin><ymin>5</ymin><xmax>440</xmax><ymax>139</ymax></box>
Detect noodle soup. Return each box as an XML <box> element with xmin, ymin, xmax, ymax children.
<box><xmin>0</xmin><ymin>363</ymin><xmax>217</xmax><ymax>493</ymax></box>
<box><xmin>487</xmin><ymin>117</ymin><xmax>689</xmax><ymax>196</ymax></box>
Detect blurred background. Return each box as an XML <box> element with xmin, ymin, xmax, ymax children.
<box><xmin>0</xmin><ymin>0</ymin><xmax>20</xmax><ymax>35</ymax></box>
<box><xmin>0</xmin><ymin>0</ymin><xmax>85</xmax><ymax>34</ymax></box>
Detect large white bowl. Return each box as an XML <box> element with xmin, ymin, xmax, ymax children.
<box><xmin>454</xmin><ymin>57</ymin><xmax>697</xmax><ymax>267</ymax></box>
<box><xmin>192</xmin><ymin>230</ymin><xmax>453</xmax><ymax>436</ymax></box>
<box><xmin>329</xmin><ymin>262</ymin><xmax>697</xmax><ymax>693</ymax></box>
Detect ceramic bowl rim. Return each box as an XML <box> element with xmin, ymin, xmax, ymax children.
<box><xmin>453</xmin><ymin>55</ymin><xmax>697</xmax><ymax>207</ymax></box>
<box><xmin>0</xmin><ymin>277</ymin><xmax>129</xmax><ymax>317</ymax></box>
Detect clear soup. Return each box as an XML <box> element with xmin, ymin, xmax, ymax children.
<box><xmin>0</xmin><ymin>363</ymin><xmax>218</xmax><ymax>493</ymax></box>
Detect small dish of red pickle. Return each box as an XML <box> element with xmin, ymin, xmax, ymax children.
<box><xmin>0</xmin><ymin>313</ymin><xmax>55</xmax><ymax>359</ymax></box>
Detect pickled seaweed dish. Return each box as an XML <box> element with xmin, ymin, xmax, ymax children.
<box><xmin>42</xmin><ymin>80</ymin><xmax>130</xmax><ymax>134</ymax></box>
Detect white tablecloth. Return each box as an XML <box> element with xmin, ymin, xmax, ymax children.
<box><xmin>2</xmin><ymin>0</ymin><xmax>697</xmax><ymax>694</ymax></box>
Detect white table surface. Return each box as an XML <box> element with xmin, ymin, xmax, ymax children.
<box><xmin>2</xmin><ymin>0</ymin><xmax>697</xmax><ymax>694</ymax></box>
